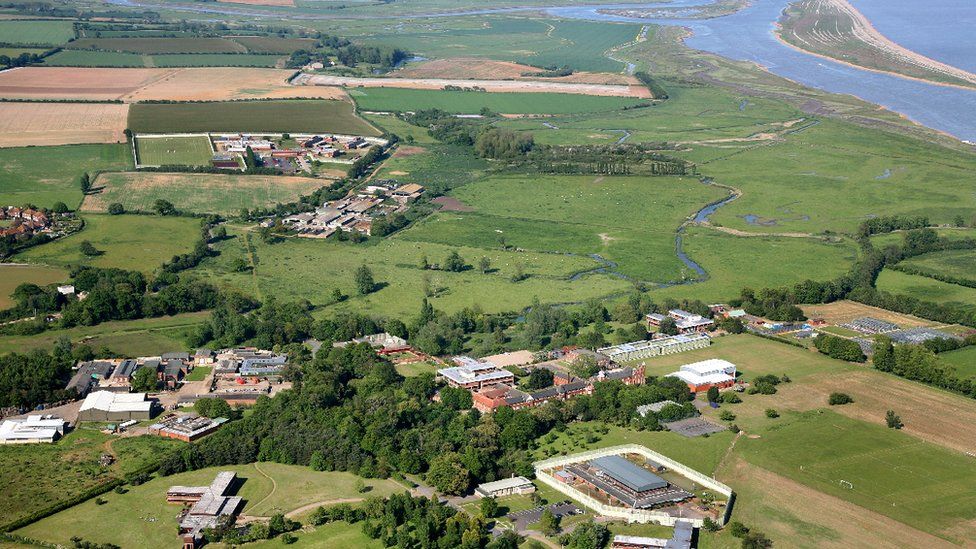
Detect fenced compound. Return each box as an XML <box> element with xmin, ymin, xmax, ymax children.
<box><xmin>533</xmin><ymin>444</ymin><xmax>734</xmax><ymax>527</ymax></box>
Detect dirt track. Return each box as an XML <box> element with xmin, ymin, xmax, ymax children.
<box><xmin>295</xmin><ymin>73</ymin><xmax>650</xmax><ymax>98</ymax></box>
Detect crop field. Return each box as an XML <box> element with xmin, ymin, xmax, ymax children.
<box><xmin>85</xmin><ymin>172</ymin><xmax>329</xmax><ymax>215</ymax></box>
<box><xmin>897</xmin><ymin>249</ymin><xmax>976</xmax><ymax>285</ymax></box>
<box><xmin>41</xmin><ymin>49</ymin><xmax>146</xmax><ymax>67</ymax></box>
<box><xmin>17</xmin><ymin>462</ymin><xmax>401</xmax><ymax>547</ymax></box>
<box><xmin>0</xmin><ymin>20</ymin><xmax>74</xmax><ymax>45</ymax></box>
<box><xmin>68</xmin><ymin>37</ymin><xmax>248</xmax><ymax>54</ymax></box>
<box><xmin>0</xmin><ymin>264</ymin><xmax>68</xmax><ymax>308</ymax></box>
<box><xmin>876</xmin><ymin>270</ymin><xmax>976</xmax><ymax>312</ymax></box>
<box><xmin>0</xmin><ymin>312</ymin><xmax>210</xmax><ymax>356</ymax></box>
<box><xmin>0</xmin><ymin>428</ymin><xmax>181</xmax><ymax>529</ymax></box>
<box><xmin>348</xmin><ymin>87</ymin><xmax>647</xmax><ymax>114</ymax></box>
<box><xmin>0</xmin><ymin>102</ymin><xmax>129</xmax><ymax>147</ymax></box>
<box><xmin>358</xmin><ymin>17</ymin><xmax>640</xmax><ymax>73</ymax></box>
<box><xmin>0</xmin><ymin>143</ymin><xmax>131</xmax><ymax>209</ymax></box>
<box><xmin>16</xmin><ymin>214</ymin><xmax>201</xmax><ymax>274</ymax></box>
<box><xmin>230</xmin><ymin>36</ymin><xmax>317</xmax><ymax>53</ymax></box>
<box><xmin>801</xmin><ymin>300</ymin><xmax>937</xmax><ymax>329</ymax></box>
<box><xmin>0</xmin><ymin>67</ymin><xmax>344</xmax><ymax>102</ymax></box>
<box><xmin>196</xmin><ymin>225</ymin><xmax>634</xmax><ymax>317</ymax></box>
<box><xmin>42</xmin><ymin>50</ymin><xmax>285</xmax><ymax>67</ymax></box>
<box><xmin>127</xmin><ymin>100</ymin><xmax>380</xmax><ymax>135</ymax></box>
<box><xmin>392</xmin><ymin>58</ymin><xmax>638</xmax><ymax>85</ymax></box>
<box><xmin>134</xmin><ymin>135</ymin><xmax>214</xmax><ymax>166</ymax></box>
<box><xmin>737</xmin><ymin>411</ymin><xmax>976</xmax><ymax>543</ymax></box>
<box><xmin>401</xmin><ymin>174</ymin><xmax>724</xmax><ymax>282</ymax></box>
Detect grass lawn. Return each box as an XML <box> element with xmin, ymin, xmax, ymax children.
<box><xmin>0</xmin><ymin>20</ymin><xmax>74</xmax><ymax>45</ymax></box>
<box><xmin>736</xmin><ymin>410</ymin><xmax>976</xmax><ymax>543</ymax></box>
<box><xmin>17</xmin><ymin>462</ymin><xmax>400</xmax><ymax>547</ymax></box>
<box><xmin>0</xmin><ymin>427</ymin><xmax>180</xmax><ymax>529</ymax></box>
<box><xmin>348</xmin><ymin>87</ymin><xmax>647</xmax><ymax>115</ymax></box>
<box><xmin>86</xmin><ymin>172</ymin><xmax>328</xmax><ymax>215</ymax></box>
<box><xmin>0</xmin><ymin>144</ymin><xmax>132</xmax><ymax>209</ymax></box>
<box><xmin>940</xmin><ymin>346</ymin><xmax>976</xmax><ymax>379</ymax></box>
<box><xmin>400</xmin><ymin>174</ymin><xmax>726</xmax><ymax>282</ymax></box>
<box><xmin>0</xmin><ymin>264</ymin><xmax>68</xmax><ymax>308</ymax></box>
<box><xmin>876</xmin><ymin>269</ymin><xmax>976</xmax><ymax>312</ymax></box>
<box><xmin>184</xmin><ymin>365</ymin><xmax>212</xmax><ymax>381</ymax></box>
<box><xmin>393</xmin><ymin>361</ymin><xmax>438</xmax><ymax>377</ymax></box>
<box><xmin>128</xmin><ymin>100</ymin><xmax>380</xmax><ymax>135</ymax></box>
<box><xmin>0</xmin><ymin>312</ymin><xmax>209</xmax><ymax>355</ymax></box>
<box><xmin>214</xmin><ymin>520</ymin><xmax>385</xmax><ymax>549</ymax></box>
<box><xmin>16</xmin><ymin>214</ymin><xmax>201</xmax><ymax>274</ymax></box>
<box><xmin>195</xmin><ymin>225</ymin><xmax>633</xmax><ymax>317</ymax></box>
<box><xmin>898</xmin><ymin>249</ymin><xmax>976</xmax><ymax>285</ymax></box>
<box><xmin>134</xmin><ymin>135</ymin><xmax>214</xmax><ymax>167</ymax></box>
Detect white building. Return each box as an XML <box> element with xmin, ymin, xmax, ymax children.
<box><xmin>666</xmin><ymin>359</ymin><xmax>737</xmax><ymax>392</ymax></box>
<box><xmin>0</xmin><ymin>415</ymin><xmax>66</xmax><ymax>444</ymax></box>
<box><xmin>78</xmin><ymin>391</ymin><xmax>155</xmax><ymax>422</ymax></box>
<box><xmin>598</xmin><ymin>333</ymin><xmax>711</xmax><ymax>362</ymax></box>
<box><xmin>438</xmin><ymin>356</ymin><xmax>515</xmax><ymax>389</ymax></box>
<box><xmin>475</xmin><ymin>476</ymin><xmax>536</xmax><ymax>498</ymax></box>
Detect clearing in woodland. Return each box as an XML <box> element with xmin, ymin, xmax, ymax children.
<box><xmin>84</xmin><ymin>172</ymin><xmax>330</xmax><ymax>215</ymax></box>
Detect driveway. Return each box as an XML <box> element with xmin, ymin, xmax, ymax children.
<box><xmin>507</xmin><ymin>501</ymin><xmax>582</xmax><ymax>532</ymax></box>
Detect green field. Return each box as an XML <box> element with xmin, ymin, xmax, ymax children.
<box><xmin>134</xmin><ymin>135</ymin><xmax>214</xmax><ymax>166</ymax></box>
<box><xmin>214</xmin><ymin>521</ymin><xmax>384</xmax><ymax>549</ymax></box>
<box><xmin>0</xmin><ymin>312</ymin><xmax>208</xmax><ymax>356</ymax></box>
<box><xmin>357</xmin><ymin>16</ymin><xmax>640</xmax><ymax>72</ymax></box>
<box><xmin>16</xmin><ymin>214</ymin><xmax>201</xmax><ymax>274</ymax></box>
<box><xmin>68</xmin><ymin>37</ymin><xmax>247</xmax><ymax>54</ymax></box>
<box><xmin>195</xmin><ymin>224</ymin><xmax>634</xmax><ymax>317</ymax></box>
<box><xmin>940</xmin><ymin>346</ymin><xmax>976</xmax><ymax>379</ymax></box>
<box><xmin>870</xmin><ymin>228</ymin><xmax>976</xmax><ymax>249</ymax></box>
<box><xmin>0</xmin><ymin>428</ymin><xmax>181</xmax><ymax>529</ymax></box>
<box><xmin>898</xmin><ymin>249</ymin><xmax>976</xmax><ymax>285</ymax></box>
<box><xmin>371</xmin><ymin>142</ymin><xmax>488</xmax><ymax>194</ymax></box>
<box><xmin>349</xmin><ymin>87</ymin><xmax>647</xmax><ymax>115</ymax></box>
<box><xmin>876</xmin><ymin>270</ymin><xmax>976</xmax><ymax>312</ymax></box>
<box><xmin>87</xmin><ymin>172</ymin><xmax>327</xmax><ymax>216</ymax></box>
<box><xmin>0</xmin><ymin>264</ymin><xmax>68</xmax><ymax>309</ymax></box>
<box><xmin>17</xmin><ymin>462</ymin><xmax>402</xmax><ymax>547</ymax></box>
<box><xmin>127</xmin><ymin>100</ymin><xmax>380</xmax><ymax>135</ymax></box>
<box><xmin>184</xmin><ymin>365</ymin><xmax>212</xmax><ymax>381</ymax></box>
<box><xmin>41</xmin><ymin>49</ymin><xmax>146</xmax><ymax>67</ymax></box>
<box><xmin>400</xmin><ymin>174</ymin><xmax>725</xmax><ymax>282</ymax></box>
<box><xmin>0</xmin><ymin>46</ymin><xmax>49</xmax><ymax>57</ymax></box>
<box><xmin>737</xmin><ymin>410</ymin><xmax>976</xmax><ymax>542</ymax></box>
<box><xmin>0</xmin><ymin>20</ymin><xmax>74</xmax><ymax>45</ymax></box>
<box><xmin>230</xmin><ymin>35</ymin><xmax>317</xmax><ymax>53</ymax></box>
<box><xmin>42</xmin><ymin>50</ymin><xmax>284</xmax><ymax>67</ymax></box>
<box><xmin>0</xmin><ymin>144</ymin><xmax>132</xmax><ymax>209</ymax></box>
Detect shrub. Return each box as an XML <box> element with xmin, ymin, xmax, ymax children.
<box><xmin>719</xmin><ymin>410</ymin><xmax>736</xmax><ymax>421</ymax></box>
<box><xmin>107</xmin><ymin>203</ymin><xmax>125</xmax><ymax>215</ymax></box>
<box><xmin>721</xmin><ymin>392</ymin><xmax>742</xmax><ymax>404</ymax></box>
<box><xmin>728</xmin><ymin>521</ymin><xmax>749</xmax><ymax>538</ymax></box>
<box><xmin>885</xmin><ymin>410</ymin><xmax>903</xmax><ymax>429</ymax></box>
<box><xmin>764</xmin><ymin>408</ymin><xmax>779</xmax><ymax>418</ymax></box>
<box><xmin>828</xmin><ymin>392</ymin><xmax>854</xmax><ymax>405</ymax></box>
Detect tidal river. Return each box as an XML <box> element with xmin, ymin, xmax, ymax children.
<box><xmin>547</xmin><ymin>0</ymin><xmax>976</xmax><ymax>142</ymax></box>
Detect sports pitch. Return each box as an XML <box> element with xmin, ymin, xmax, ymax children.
<box><xmin>134</xmin><ymin>135</ymin><xmax>213</xmax><ymax>166</ymax></box>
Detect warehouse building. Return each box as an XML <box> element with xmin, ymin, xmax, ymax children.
<box><xmin>475</xmin><ymin>476</ymin><xmax>536</xmax><ymax>498</ymax></box>
<box><xmin>611</xmin><ymin>520</ymin><xmax>693</xmax><ymax>549</ymax></box>
<box><xmin>0</xmin><ymin>415</ymin><xmax>66</xmax><ymax>444</ymax></box>
<box><xmin>598</xmin><ymin>333</ymin><xmax>710</xmax><ymax>362</ymax></box>
<box><xmin>566</xmin><ymin>455</ymin><xmax>692</xmax><ymax>509</ymax></box>
<box><xmin>667</xmin><ymin>359</ymin><xmax>737</xmax><ymax>393</ymax></box>
<box><xmin>647</xmin><ymin>310</ymin><xmax>714</xmax><ymax>334</ymax></box>
<box><xmin>77</xmin><ymin>391</ymin><xmax>156</xmax><ymax>422</ymax></box>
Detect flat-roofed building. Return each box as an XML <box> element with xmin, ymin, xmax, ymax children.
<box><xmin>475</xmin><ymin>476</ymin><xmax>536</xmax><ymax>498</ymax></box>
<box><xmin>647</xmin><ymin>310</ymin><xmax>714</xmax><ymax>334</ymax></box>
<box><xmin>77</xmin><ymin>391</ymin><xmax>155</xmax><ymax>422</ymax></box>
<box><xmin>239</xmin><ymin>355</ymin><xmax>287</xmax><ymax>377</ymax></box>
<box><xmin>149</xmin><ymin>415</ymin><xmax>227</xmax><ymax>442</ymax></box>
<box><xmin>438</xmin><ymin>357</ymin><xmax>515</xmax><ymax>390</ymax></box>
<box><xmin>666</xmin><ymin>359</ymin><xmax>736</xmax><ymax>393</ymax></box>
<box><xmin>0</xmin><ymin>415</ymin><xmax>66</xmax><ymax>444</ymax></box>
<box><xmin>611</xmin><ymin>520</ymin><xmax>692</xmax><ymax>549</ymax></box>
<box><xmin>567</xmin><ymin>455</ymin><xmax>692</xmax><ymax>509</ymax></box>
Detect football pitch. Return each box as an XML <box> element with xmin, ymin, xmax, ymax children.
<box><xmin>134</xmin><ymin>135</ymin><xmax>213</xmax><ymax>167</ymax></box>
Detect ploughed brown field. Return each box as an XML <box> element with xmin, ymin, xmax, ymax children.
<box><xmin>0</xmin><ymin>67</ymin><xmax>347</xmax><ymax>102</ymax></box>
<box><xmin>391</xmin><ymin>57</ymin><xmax>640</xmax><ymax>86</ymax></box>
<box><xmin>0</xmin><ymin>102</ymin><xmax>129</xmax><ymax>147</ymax></box>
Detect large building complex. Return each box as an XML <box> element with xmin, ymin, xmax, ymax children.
<box><xmin>168</xmin><ymin>471</ymin><xmax>242</xmax><ymax>548</ymax></box>
<box><xmin>565</xmin><ymin>455</ymin><xmax>692</xmax><ymax>509</ymax></box>
<box><xmin>598</xmin><ymin>333</ymin><xmax>711</xmax><ymax>362</ymax></box>
<box><xmin>438</xmin><ymin>356</ymin><xmax>515</xmax><ymax>390</ymax></box>
<box><xmin>666</xmin><ymin>359</ymin><xmax>737</xmax><ymax>393</ymax></box>
<box><xmin>0</xmin><ymin>415</ymin><xmax>66</xmax><ymax>444</ymax></box>
<box><xmin>646</xmin><ymin>310</ymin><xmax>714</xmax><ymax>334</ymax></box>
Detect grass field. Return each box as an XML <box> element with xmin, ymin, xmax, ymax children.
<box><xmin>0</xmin><ymin>47</ymin><xmax>49</xmax><ymax>57</ymax></box>
<box><xmin>230</xmin><ymin>36</ymin><xmax>317</xmax><ymax>53</ymax></box>
<box><xmin>17</xmin><ymin>462</ymin><xmax>402</xmax><ymax>547</ymax></box>
<box><xmin>371</xmin><ymin>143</ymin><xmax>487</xmax><ymax>194</ymax></box>
<box><xmin>0</xmin><ymin>20</ymin><xmax>74</xmax><ymax>45</ymax></box>
<box><xmin>213</xmin><ymin>521</ymin><xmax>384</xmax><ymax>549</ymax></box>
<box><xmin>940</xmin><ymin>346</ymin><xmax>976</xmax><ymax>379</ymax></box>
<box><xmin>85</xmin><ymin>172</ymin><xmax>329</xmax><ymax>215</ymax></box>
<box><xmin>0</xmin><ymin>312</ymin><xmax>208</xmax><ymax>356</ymax></box>
<box><xmin>196</xmin><ymin>224</ymin><xmax>634</xmax><ymax>317</ymax></box>
<box><xmin>0</xmin><ymin>264</ymin><xmax>68</xmax><ymax>309</ymax></box>
<box><xmin>348</xmin><ymin>87</ymin><xmax>647</xmax><ymax>114</ymax></box>
<box><xmin>184</xmin><ymin>365</ymin><xmax>212</xmax><ymax>381</ymax></box>
<box><xmin>0</xmin><ymin>428</ymin><xmax>181</xmax><ymax>529</ymax></box>
<box><xmin>870</xmin><ymin>228</ymin><xmax>976</xmax><ymax>249</ymax></box>
<box><xmin>127</xmin><ymin>100</ymin><xmax>379</xmax><ymax>135</ymax></box>
<box><xmin>400</xmin><ymin>174</ymin><xmax>725</xmax><ymax>282</ymax></box>
<box><xmin>897</xmin><ymin>249</ymin><xmax>976</xmax><ymax>285</ymax></box>
<box><xmin>68</xmin><ymin>37</ymin><xmax>248</xmax><ymax>54</ymax></box>
<box><xmin>737</xmin><ymin>410</ymin><xmax>976</xmax><ymax>543</ymax></box>
<box><xmin>0</xmin><ymin>144</ymin><xmax>131</xmax><ymax>209</ymax></box>
<box><xmin>393</xmin><ymin>361</ymin><xmax>438</xmax><ymax>377</ymax></box>
<box><xmin>876</xmin><ymin>269</ymin><xmax>976</xmax><ymax>312</ymax></box>
<box><xmin>42</xmin><ymin>49</ymin><xmax>146</xmax><ymax>67</ymax></box>
<box><xmin>16</xmin><ymin>214</ymin><xmax>201</xmax><ymax>274</ymax></box>
<box><xmin>43</xmin><ymin>50</ymin><xmax>285</xmax><ymax>67</ymax></box>
<box><xmin>134</xmin><ymin>135</ymin><xmax>214</xmax><ymax>166</ymax></box>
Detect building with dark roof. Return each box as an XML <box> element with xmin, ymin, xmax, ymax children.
<box><xmin>566</xmin><ymin>455</ymin><xmax>692</xmax><ymax>509</ymax></box>
<box><xmin>66</xmin><ymin>361</ymin><xmax>115</xmax><ymax>395</ymax></box>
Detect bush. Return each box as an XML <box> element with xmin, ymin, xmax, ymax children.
<box><xmin>719</xmin><ymin>410</ymin><xmax>736</xmax><ymax>421</ymax></box>
<box><xmin>721</xmin><ymin>392</ymin><xmax>742</xmax><ymax>404</ymax></box>
<box><xmin>107</xmin><ymin>203</ymin><xmax>125</xmax><ymax>215</ymax></box>
<box><xmin>764</xmin><ymin>408</ymin><xmax>779</xmax><ymax>418</ymax></box>
<box><xmin>828</xmin><ymin>392</ymin><xmax>853</xmax><ymax>405</ymax></box>
<box><xmin>885</xmin><ymin>410</ymin><xmax>903</xmax><ymax>429</ymax></box>
<box><xmin>729</xmin><ymin>521</ymin><xmax>749</xmax><ymax>538</ymax></box>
